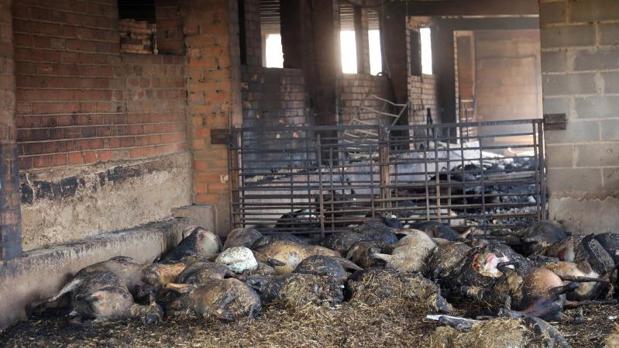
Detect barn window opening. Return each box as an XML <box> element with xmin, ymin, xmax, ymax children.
<box><xmin>420</xmin><ymin>27</ymin><xmax>433</xmax><ymax>75</ymax></box>
<box><xmin>368</xmin><ymin>9</ymin><xmax>382</xmax><ymax>75</ymax></box>
<box><xmin>118</xmin><ymin>0</ymin><xmax>157</xmax><ymax>54</ymax></box>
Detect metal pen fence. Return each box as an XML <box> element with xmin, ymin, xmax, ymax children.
<box><xmin>228</xmin><ymin>119</ymin><xmax>546</xmax><ymax>237</ymax></box>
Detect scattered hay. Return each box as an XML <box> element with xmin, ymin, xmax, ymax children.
<box><xmin>276</xmin><ymin>274</ymin><xmax>344</xmax><ymax>309</ymax></box>
<box><xmin>606</xmin><ymin>324</ymin><xmax>619</xmax><ymax>348</ymax></box>
<box><xmin>424</xmin><ymin>319</ymin><xmax>533</xmax><ymax>348</ymax></box>
<box><xmin>348</xmin><ymin>269</ymin><xmax>453</xmax><ymax>313</ymax></box>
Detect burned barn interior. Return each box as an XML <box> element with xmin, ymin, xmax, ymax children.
<box><xmin>2</xmin><ymin>0</ymin><xmax>619</xmax><ymax>347</ymax></box>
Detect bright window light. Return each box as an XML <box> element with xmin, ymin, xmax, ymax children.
<box><xmin>265</xmin><ymin>34</ymin><xmax>283</xmax><ymax>68</ymax></box>
<box><xmin>420</xmin><ymin>28</ymin><xmax>433</xmax><ymax>75</ymax></box>
<box><xmin>340</xmin><ymin>30</ymin><xmax>358</xmax><ymax>74</ymax></box>
<box><xmin>369</xmin><ymin>30</ymin><xmax>382</xmax><ymax>75</ymax></box>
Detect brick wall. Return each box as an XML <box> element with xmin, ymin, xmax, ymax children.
<box><xmin>540</xmin><ymin>0</ymin><xmax>619</xmax><ymax>233</ymax></box>
<box><xmin>408</xmin><ymin>74</ymin><xmax>437</xmax><ymax>125</ymax></box>
<box><xmin>242</xmin><ymin>67</ymin><xmax>308</xmax><ymax>128</ymax></box>
<box><xmin>11</xmin><ymin>0</ymin><xmax>191</xmax><ymax>249</ymax></box>
<box><xmin>242</xmin><ymin>0</ymin><xmax>262</xmax><ymax>67</ymax></box>
<box><xmin>0</xmin><ymin>0</ymin><xmax>22</xmax><ymax>259</ymax></box>
<box><xmin>182</xmin><ymin>0</ymin><xmax>242</xmax><ymax>235</ymax></box>
<box><xmin>12</xmin><ymin>0</ymin><xmax>187</xmax><ymax>170</ymax></box>
<box><xmin>339</xmin><ymin>74</ymin><xmax>391</xmax><ymax>125</ymax></box>
<box><xmin>155</xmin><ymin>0</ymin><xmax>184</xmax><ymax>55</ymax></box>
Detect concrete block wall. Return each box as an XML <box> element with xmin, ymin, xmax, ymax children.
<box><xmin>540</xmin><ymin>0</ymin><xmax>619</xmax><ymax>233</ymax></box>
<box><xmin>0</xmin><ymin>0</ymin><xmax>22</xmax><ymax>260</ymax></box>
<box><xmin>475</xmin><ymin>30</ymin><xmax>542</xmax><ymax>122</ymax></box>
<box><xmin>10</xmin><ymin>0</ymin><xmax>191</xmax><ymax>250</ymax></box>
<box><xmin>339</xmin><ymin>74</ymin><xmax>391</xmax><ymax>125</ymax></box>
<box><xmin>408</xmin><ymin>74</ymin><xmax>438</xmax><ymax>125</ymax></box>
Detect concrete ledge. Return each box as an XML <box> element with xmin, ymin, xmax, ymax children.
<box><xmin>0</xmin><ymin>218</ymin><xmax>194</xmax><ymax>331</ymax></box>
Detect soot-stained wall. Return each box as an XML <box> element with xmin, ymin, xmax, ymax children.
<box><xmin>540</xmin><ymin>0</ymin><xmax>619</xmax><ymax>234</ymax></box>
<box><xmin>12</xmin><ymin>0</ymin><xmax>191</xmax><ymax>250</ymax></box>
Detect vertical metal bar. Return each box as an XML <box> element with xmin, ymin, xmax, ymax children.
<box><xmin>379</xmin><ymin>126</ymin><xmax>391</xmax><ymax>213</ymax></box>
<box><xmin>289</xmin><ymin>149</ymin><xmax>295</xmax><ymax>232</ymax></box>
<box><xmin>460</xmin><ymin>123</ymin><xmax>467</xmax><ymax>226</ymax></box>
<box><xmin>479</xmin><ymin>130</ymin><xmax>486</xmax><ymax>231</ymax></box>
<box><xmin>538</xmin><ymin>120</ymin><xmax>548</xmax><ymax>220</ymax></box>
<box><xmin>446</xmin><ymin>126</ymin><xmax>452</xmax><ymax>224</ymax></box>
<box><xmin>329</xmin><ymin>145</ymin><xmax>335</xmax><ymax>232</ymax></box>
<box><xmin>316</xmin><ymin>134</ymin><xmax>325</xmax><ymax>238</ymax></box>
<box><xmin>239</xmin><ymin>129</ymin><xmax>247</xmax><ymax>228</ymax></box>
<box><xmin>434</xmin><ymin>124</ymin><xmax>441</xmax><ymax>222</ymax></box>
<box><xmin>424</xmin><ymin>130</ymin><xmax>430</xmax><ymax>221</ymax></box>
<box><xmin>532</xmin><ymin>121</ymin><xmax>541</xmax><ymax>222</ymax></box>
<box><xmin>304</xmin><ymin>131</ymin><xmax>313</xmax><ymax>229</ymax></box>
<box><xmin>369</xmin><ymin>141</ymin><xmax>376</xmax><ymax>218</ymax></box>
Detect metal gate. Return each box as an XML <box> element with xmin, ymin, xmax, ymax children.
<box><xmin>229</xmin><ymin>119</ymin><xmax>546</xmax><ymax>236</ymax></box>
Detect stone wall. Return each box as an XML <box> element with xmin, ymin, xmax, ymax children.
<box><xmin>540</xmin><ymin>0</ymin><xmax>619</xmax><ymax>233</ymax></box>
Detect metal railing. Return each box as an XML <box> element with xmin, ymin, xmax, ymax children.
<box><xmin>229</xmin><ymin>119</ymin><xmax>546</xmax><ymax>236</ymax></box>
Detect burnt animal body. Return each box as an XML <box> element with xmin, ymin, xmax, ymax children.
<box><xmin>223</xmin><ymin>227</ymin><xmax>263</xmax><ymax>250</ymax></box>
<box><xmin>410</xmin><ymin>221</ymin><xmax>460</xmax><ymax>241</ymax></box>
<box><xmin>162</xmin><ymin>227</ymin><xmax>222</xmax><ymax>262</ymax></box>
<box><xmin>48</xmin><ymin>266</ymin><xmax>162</xmax><ymax>324</ymax></box>
<box><xmin>372</xmin><ymin>229</ymin><xmax>437</xmax><ymax>273</ymax></box>
<box><xmin>346</xmin><ymin>240</ymin><xmax>393</xmax><ymax>268</ymax></box>
<box><xmin>166</xmin><ymin>278</ymin><xmax>261</xmax><ymax>321</ymax></box>
<box><xmin>254</xmin><ymin>240</ymin><xmax>340</xmax><ymax>274</ymax></box>
<box><xmin>294</xmin><ymin>255</ymin><xmax>362</xmax><ymax>281</ymax></box>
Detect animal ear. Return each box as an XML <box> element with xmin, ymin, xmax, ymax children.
<box><xmin>165</xmin><ymin>283</ymin><xmax>195</xmax><ymax>294</ymax></box>
<box><xmin>87</xmin><ymin>291</ymin><xmax>104</xmax><ymax>302</ymax></box>
<box><xmin>335</xmin><ymin>257</ymin><xmax>363</xmax><ymax>271</ymax></box>
<box><xmin>267</xmin><ymin>258</ymin><xmax>286</xmax><ymax>267</ymax></box>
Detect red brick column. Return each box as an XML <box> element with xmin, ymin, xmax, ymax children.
<box><xmin>0</xmin><ymin>0</ymin><xmax>22</xmax><ymax>259</ymax></box>
<box><xmin>182</xmin><ymin>0</ymin><xmax>242</xmax><ymax>234</ymax></box>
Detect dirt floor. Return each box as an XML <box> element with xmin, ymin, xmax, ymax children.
<box><xmin>1</xmin><ymin>300</ymin><xmax>618</xmax><ymax>347</ymax></box>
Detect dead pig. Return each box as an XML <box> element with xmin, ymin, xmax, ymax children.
<box><xmin>166</xmin><ymin>278</ymin><xmax>261</xmax><ymax>321</ymax></box>
<box><xmin>215</xmin><ymin>246</ymin><xmax>259</xmax><ymax>273</ymax></box>
<box><xmin>346</xmin><ymin>240</ymin><xmax>393</xmax><ymax>268</ymax></box>
<box><xmin>176</xmin><ymin>261</ymin><xmax>236</xmax><ymax>284</ymax></box>
<box><xmin>410</xmin><ymin>221</ymin><xmax>461</xmax><ymax>241</ymax></box>
<box><xmin>49</xmin><ymin>271</ymin><xmax>162</xmax><ymax>324</ymax></box>
<box><xmin>254</xmin><ymin>240</ymin><xmax>340</xmax><ymax>274</ymax></box>
<box><xmin>162</xmin><ymin>226</ymin><xmax>222</xmax><ymax>262</ymax></box>
<box><xmin>321</xmin><ymin>231</ymin><xmax>366</xmax><ymax>254</ymax></box>
<box><xmin>223</xmin><ymin>227</ymin><xmax>263</xmax><ymax>250</ymax></box>
<box><xmin>371</xmin><ymin>229</ymin><xmax>437</xmax><ymax>273</ymax></box>
<box><xmin>294</xmin><ymin>255</ymin><xmax>362</xmax><ymax>281</ymax></box>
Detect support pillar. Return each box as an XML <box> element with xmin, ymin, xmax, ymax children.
<box><xmin>354</xmin><ymin>6</ymin><xmax>370</xmax><ymax>75</ymax></box>
<box><xmin>181</xmin><ymin>0</ymin><xmax>243</xmax><ymax>235</ymax></box>
<box><xmin>0</xmin><ymin>0</ymin><xmax>22</xmax><ymax>260</ymax></box>
<box><xmin>381</xmin><ymin>2</ymin><xmax>408</xmax><ymax>113</ymax></box>
<box><xmin>433</xmin><ymin>20</ymin><xmax>456</xmax><ymax>126</ymax></box>
<box><xmin>281</xmin><ymin>0</ymin><xmax>340</xmax><ymax>126</ymax></box>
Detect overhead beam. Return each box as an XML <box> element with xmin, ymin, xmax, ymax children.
<box><xmin>404</xmin><ymin>0</ymin><xmax>539</xmax><ymax>16</ymax></box>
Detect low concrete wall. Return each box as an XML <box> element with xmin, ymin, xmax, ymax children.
<box><xmin>550</xmin><ymin>196</ymin><xmax>619</xmax><ymax>234</ymax></box>
<box><xmin>0</xmin><ymin>217</ymin><xmax>197</xmax><ymax>330</ymax></box>
<box><xmin>20</xmin><ymin>152</ymin><xmax>192</xmax><ymax>251</ymax></box>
